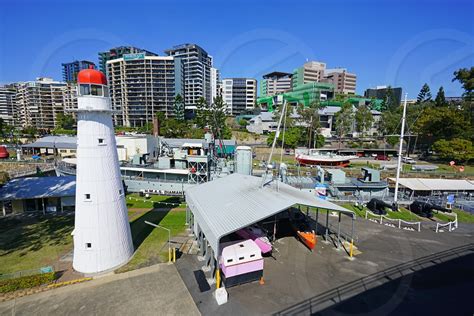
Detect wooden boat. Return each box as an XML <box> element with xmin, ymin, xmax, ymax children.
<box><xmin>236</xmin><ymin>225</ymin><xmax>272</xmax><ymax>254</ymax></box>
<box><xmin>290</xmin><ymin>212</ymin><xmax>317</xmax><ymax>250</ymax></box>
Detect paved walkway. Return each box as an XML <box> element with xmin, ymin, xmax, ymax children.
<box><xmin>0</xmin><ymin>264</ymin><xmax>199</xmax><ymax>316</ymax></box>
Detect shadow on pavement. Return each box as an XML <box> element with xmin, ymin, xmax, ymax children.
<box><xmin>274</xmin><ymin>243</ymin><xmax>474</xmax><ymax>315</ymax></box>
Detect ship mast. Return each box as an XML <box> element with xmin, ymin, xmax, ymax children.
<box><xmin>394</xmin><ymin>93</ymin><xmax>408</xmax><ymax>205</ymax></box>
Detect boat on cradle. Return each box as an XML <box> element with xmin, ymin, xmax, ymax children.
<box><xmin>290</xmin><ymin>212</ymin><xmax>317</xmax><ymax>250</ymax></box>
<box><xmin>295</xmin><ymin>149</ymin><xmax>358</xmax><ymax>167</ymax></box>
<box><xmin>219</xmin><ymin>239</ymin><xmax>264</xmax><ymax>287</ymax></box>
<box><xmin>235</xmin><ymin>225</ymin><xmax>272</xmax><ymax>254</ymax></box>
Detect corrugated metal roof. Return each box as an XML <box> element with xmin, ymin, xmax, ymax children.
<box><xmin>0</xmin><ymin>176</ymin><xmax>76</xmax><ymax>201</ymax></box>
<box><xmin>22</xmin><ymin>136</ymin><xmax>77</xmax><ymax>149</ymax></box>
<box><xmin>186</xmin><ymin>173</ymin><xmax>352</xmax><ymax>259</ymax></box>
<box><xmin>388</xmin><ymin>178</ymin><xmax>474</xmax><ymax>191</ymax></box>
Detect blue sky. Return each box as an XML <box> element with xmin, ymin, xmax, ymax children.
<box><xmin>1</xmin><ymin>0</ymin><xmax>473</xmax><ymax>98</ymax></box>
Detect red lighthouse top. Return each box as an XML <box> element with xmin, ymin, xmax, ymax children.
<box><xmin>77</xmin><ymin>69</ymin><xmax>107</xmax><ymax>85</ymax></box>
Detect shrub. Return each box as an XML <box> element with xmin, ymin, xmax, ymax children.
<box><xmin>0</xmin><ymin>272</ymin><xmax>56</xmax><ymax>293</ymax></box>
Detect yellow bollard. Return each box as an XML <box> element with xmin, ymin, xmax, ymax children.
<box><xmin>168</xmin><ymin>248</ymin><xmax>172</xmax><ymax>263</ymax></box>
<box><xmin>216</xmin><ymin>269</ymin><xmax>221</xmax><ymax>289</ymax></box>
<box><xmin>173</xmin><ymin>248</ymin><xmax>176</xmax><ymax>263</ymax></box>
<box><xmin>349</xmin><ymin>239</ymin><xmax>354</xmax><ymax>258</ymax></box>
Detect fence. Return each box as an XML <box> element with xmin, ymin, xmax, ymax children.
<box><xmin>0</xmin><ymin>266</ymin><xmax>54</xmax><ymax>280</ymax></box>
<box><xmin>435</xmin><ymin>213</ymin><xmax>458</xmax><ymax>233</ymax></box>
<box><xmin>365</xmin><ymin>210</ymin><xmax>421</xmax><ymax>232</ymax></box>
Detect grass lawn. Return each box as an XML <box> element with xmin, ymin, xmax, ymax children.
<box><xmin>1</xmin><ymin>193</ymin><xmax>187</xmax><ymax>276</ymax></box>
<box><xmin>117</xmin><ymin>210</ymin><xmax>187</xmax><ymax>272</ymax></box>
<box><xmin>0</xmin><ymin>215</ymin><xmax>74</xmax><ymax>275</ymax></box>
<box><xmin>433</xmin><ymin>209</ymin><xmax>474</xmax><ymax>223</ymax></box>
<box><xmin>126</xmin><ymin>193</ymin><xmax>186</xmax><ymax>209</ymax></box>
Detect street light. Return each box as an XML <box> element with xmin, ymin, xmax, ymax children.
<box><xmin>144</xmin><ymin>220</ymin><xmax>173</xmax><ymax>263</ymax></box>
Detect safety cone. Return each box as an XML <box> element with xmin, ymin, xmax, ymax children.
<box><xmin>259</xmin><ymin>277</ymin><xmax>265</xmax><ymax>285</ymax></box>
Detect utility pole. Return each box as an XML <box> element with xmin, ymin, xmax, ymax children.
<box><xmin>394</xmin><ymin>93</ymin><xmax>408</xmax><ymax>205</ymax></box>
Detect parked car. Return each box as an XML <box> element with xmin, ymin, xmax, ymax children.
<box><xmin>402</xmin><ymin>157</ymin><xmax>416</xmax><ymax>164</ymax></box>
<box><xmin>374</xmin><ymin>154</ymin><xmax>391</xmax><ymax>161</ymax></box>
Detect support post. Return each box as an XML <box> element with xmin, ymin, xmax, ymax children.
<box><xmin>315</xmin><ymin>208</ymin><xmax>319</xmax><ymax>234</ymax></box>
<box><xmin>325</xmin><ymin>210</ymin><xmax>329</xmax><ymax>242</ymax></box>
<box><xmin>337</xmin><ymin>212</ymin><xmax>341</xmax><ymax>249</ymax></box>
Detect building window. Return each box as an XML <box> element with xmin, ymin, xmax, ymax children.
<box><xmin>85</xmin><ymin>193</ymin><xmax>91</xmax><ymax>201</ymax></box>
<box><xmin>91</xmin><ymin>84</ymin><xmax>103</xmax><ymax>96</ymax></box>
<box><xmin>79</xmin><ymin>84</ymin><xmax>90</xmax><ymax>96</ymax></box>
<box><xmin>98</xmin><ymin>138</ymin><xmax>105</xmax><ymax>145</ymax></box>
<box><xmin>119</xmin><ymin>189</ymin><xmax>122</xmax><ymax>195</ymax></box>
<box><xmin>85</xmin><ymin>243</ymin><xmax>92</xmax><ymax>249</ymax></box>
<box><xmin>238</xmin><ymin>256</ymin><xmax>245</xmax><ymax>261</ymax></box>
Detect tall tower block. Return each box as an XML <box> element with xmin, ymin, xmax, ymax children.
<box><xmin>73</xmin><ymin>69</ymin><xmax>134</xmax><ymax>274</ymax></box>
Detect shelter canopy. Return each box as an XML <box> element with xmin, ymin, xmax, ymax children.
<box><xmin>186</xmin><ymin>173</ymin><xmax>352</xmax><ymax>259</ymax></box>
<box><xmin>388</xmin><ymin>178</ymin><xmax>474</xmax><ymax>191</ymax></box>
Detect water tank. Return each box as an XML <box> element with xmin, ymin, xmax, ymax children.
<box><xmin>235</xmin><ymin>146</ymin><xmax>252</xmax><ymax>175</ymax></box>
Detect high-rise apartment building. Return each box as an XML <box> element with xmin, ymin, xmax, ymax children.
<box><xmin>62</xmin><ymin>60</ymin><xmax>96</xmax><ymax>82</ymax></box>
<box><xmin>323</xmin><ymin>68</ymin><xmax>357</xmax><ymax>95</ymax></box>
<box><xmin>164</xmin><ymin>44</ymin><xmax>213</xmax><ymax>108</ymax></box>
<box><xmin>98</xmin><ymin>46</ymin><xmax>158</xmax><ymax>73</ymax></box>
<box><xmin>222</xmin><ymin>78</ymin><xmax>257</xmax><ymax>116</ymax></box>
<box><xmin>292</xmin><ymin>61</ymin><xmax>326</xmax><ymax>88</ymax></box>
<box><xmin>210</xmin><ymin>67</ymin><xmax>221</xmax><ymax>102</ymax></box>
<box><xmin>15</xmin><ymin>78</ymin><xmax>69</xmax><ymax>129</ymax></box>
<box><xmin>260</xmin><ymin>72</ymin><xmax>293</xmax><ymax>96</ymax></box>
<box><xmin>106</xmin><ymin>53</ymin><xmax>184</xmax><ymax>127</ymax></box>
<box><xmin>0</xmin><ymin>86</ymin><xmax>16</xmax><ymax>126</ymax></box>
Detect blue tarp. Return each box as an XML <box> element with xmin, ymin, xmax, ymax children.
<box><xmin>0</xmin><ymin>176</ymin><xmax>76</xmax><ymax>201</ymax></box>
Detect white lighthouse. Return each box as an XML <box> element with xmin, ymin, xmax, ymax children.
<box><xmin>72</xmin><ymin>69</ymin><xmax>134</xmax><ymax>274</ymax></box>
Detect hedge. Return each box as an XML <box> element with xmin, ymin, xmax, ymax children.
<box><xmin>0</xmin><ymin>272</ymin><xmax>56</xmax><ymax>293</ymax></box>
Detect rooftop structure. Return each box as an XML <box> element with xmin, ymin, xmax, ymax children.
<box><xmin>186</xmin><ymin>173</ymin><xmax>352</xmax><ymax>261</ymax></box>
<box><xmin>323</xmin><ymin>68</ymin><xmax>357</xmax><ymax>95</ymax></box>
<box><xmin>98</xmin><ymin>46</ymin><xmax>158</xmax><ymax>73</ymax></box>
<box><xmin>260</xmin><ymin>72</ymin><xmax>292</xmax><ymax>97</ymax></box>
<box><xmin>0</xmin><ymin>176</ymin><xmax>76</xmax><ymax>201</ymax></box>
<box><xmin>292</xmin><ymin>61</ymin><xmax>326</xmax><ymax>89</ymax></box>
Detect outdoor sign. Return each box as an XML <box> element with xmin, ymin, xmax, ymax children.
<box><xmin>315</xmin><ymin>184</ymin><xmax>327</xmax><ymax>200</ymax></box>
<box><xmin>124</xmin><ymin>53</ymin><xmax>145</xmax><ymax>61</ymax></box>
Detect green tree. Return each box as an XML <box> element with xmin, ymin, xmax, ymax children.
<box><xmin>434</xmin><ymin>86</ymin><xmax>447</xmax><ymax>107</ymax></box>
<box><xmin>432</xmin><ymin>138</ymin><xmax>474</xmax><ymax>162</ymax></box>
<box><xmin>174</xmin><ymin>94</ymin><xmax>185</xmax><ymax>121</ymax></box>
<box><xmin>297</xmin><ymin>102</ymin><xmax>321</xmax><ymax>147</ymax></box>
<box><xmin>452</xmin><ymin>67</ymin><xmax>474</xmax><ymax>101</ymax></box>
<box><xmin>195</xmin><ymin>96</ymin><xmax>230</xmax><ymax>139</ymax></box>
<box><xmin>355</xmin><ymin>104</ymin><xmax>374</xmax><ymax>137</ymax></box>
<box><xmin>380</xmin><ymin>86</ymin><xmax>397</xmax><ymax>111</ymax></box>
<box><xmin>56</xmin><ymin>113</ymin><xmax>75</xmax><ymax>130</ymax></box>
<box><xmin>0</xmin><ymin>118</ymin><xmax>4</xmax><ymax>137</ymax></box>
<box><xmin>22</xmin><ymin>126</ymin><xmax>38</xmax><ymax>138</ymax></box>
<box><xmin>416</xmin><ymin>83</ymin><xmax>432</xmax><ymax>104</ymax></box>
<box><xmin>334</xmin><ymin>102</ymin><xmax>354</xmax><ymax>147</ymax></box>
<box><xmin>414</xmin><ymin>106</ymin><xmax>472</xmax><ymax>145</ymax></box>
